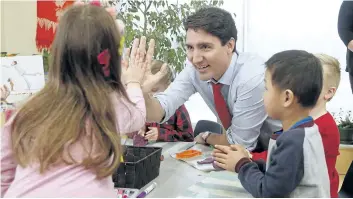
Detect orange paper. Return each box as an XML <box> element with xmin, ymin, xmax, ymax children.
<box><xmin>176</xmin><ymin>149</ymin><xmax>202</xmax><ymax>159</ymax></box>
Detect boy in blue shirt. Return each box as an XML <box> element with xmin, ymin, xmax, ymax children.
<box><xmin>212</xmin><ymin>50</ymin><xmax>330</xmax><ymax>197</ymax></box>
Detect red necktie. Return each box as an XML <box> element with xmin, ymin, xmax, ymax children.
<box><xmin>212</xmin><ymin>83</ymin><xmax>232</xmax><ymax>129</ymax></box>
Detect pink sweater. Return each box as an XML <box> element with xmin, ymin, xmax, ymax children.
<box><xmin>1</xmin><ymin>87</ymin><xmax>146</xmax><ymax>198</ymax></box>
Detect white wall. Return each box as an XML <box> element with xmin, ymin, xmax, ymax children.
<box><xmin>244</xmin><ymin>0</ymin><xmax>352</xmax><ymax>114</ymax></box>
<box><xmin>187</xmin><ymin>0</ymin><xmax>352</xmax><ymax>125</ymax></box>
<box><xmin>0</xmin><ymin>0</ymin><xmax>38</xmax><ymax>55</ymax></box>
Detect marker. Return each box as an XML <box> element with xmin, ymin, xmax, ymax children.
<box><xmin>117</xmin><ymin>189</ymin><xmax>124</xmax><ymax>198</ymax></box>
<box><xmin>123</xmin><ymin>190</ymin><xmax>132</xmax><ymax>198</ymax></box>
<box><xmin>121</xmin><ymin>190</ymin><xmax>127</xmax><ymax>198</ymax></box>
<box><xmin>137</xmin><ymin>182</ymin><xmax>157</xmax><ymax>198</ymax></box>
<box><xmin>128</xmin><ymin>190</ymin><xmax>135</xmax><ymax>196</ymax></box>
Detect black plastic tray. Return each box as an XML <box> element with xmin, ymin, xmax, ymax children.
<box><xmin>112</xmin><ymin>146</ymin><xmax>162</xmax><ymax>189</ymax></box>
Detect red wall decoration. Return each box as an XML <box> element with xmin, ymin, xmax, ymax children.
<box><xmin>35</xmin><ymin>0</ymin><xmax>74</xmax><ymax>52</ymax></box>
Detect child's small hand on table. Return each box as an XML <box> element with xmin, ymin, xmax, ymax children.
<box><xmin>137</xmin><ymin>128</ymin><xmax>145</xmax><ymax>136</ymax></box>
<box><xmin>145</xmin><ymin>127</ymin><xmax>158</xmax><ymax>141</ymax></box>
<box><xmin>212</xmin><ymin>145</ymin><xmax>250</xmax><ymax>172</ymax></box>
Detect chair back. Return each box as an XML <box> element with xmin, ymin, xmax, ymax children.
<box><xmin>193</xmin><ymin>120</ymin><xmax>223</xmax><ymax>137</ymax></box>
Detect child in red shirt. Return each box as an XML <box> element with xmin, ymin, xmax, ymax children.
<box><xmin>251</xmin><ymin>54</ymin><xmax>341</xmax><ymax>198</ymax></box>
<box><xmin>310</xmin><ymin>54</ymin><xmax>341</xmax><ymax>198</ymax></box>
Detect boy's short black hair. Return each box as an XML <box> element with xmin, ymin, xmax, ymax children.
<box><xmin>265</xmin><ymin>50</ymin><xmax>323</xmax><ymax>108</ymax></box>
<box><xmin>183</xmin><ymin>7</ymin><xmax>237</xmax><ymax>52</ymax></box>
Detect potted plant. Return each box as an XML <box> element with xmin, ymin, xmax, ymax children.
<box><xmin>42</xmin><ymin>49</ymin><xmax>50</xmax><ymax>82</ymax></box>
<box><xmin>334</xmin><ymin>109</ymin><xmax>353</xmax><ymax>144</ymax></box>
<box><xmin>42</xmin><ymin>49</ymin><xmax>50</xmax><ymax>74</ymax></box>
<box><xmin>33</xmin><ymin>50</ymin><xmax>50</xmax><ymax>81</ymax></box>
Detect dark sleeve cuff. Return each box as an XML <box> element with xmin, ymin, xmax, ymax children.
<box><xmin>235</xmin><ymin>157</ymin><xmax>252</xmax><ymax>173</ymax></box>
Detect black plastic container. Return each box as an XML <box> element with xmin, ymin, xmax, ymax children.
<box><xmin>112</xmin><ymin>146</ymin><xmax>162</xmax><ymax>189</ymax></box>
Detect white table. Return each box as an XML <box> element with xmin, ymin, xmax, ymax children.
<box><xmin>123</xmin><ymin>141</ymin><xmax>251</xmax><ymax>198</ymax></box>
<box><xmin>126</xmin><ymin>141</ymin><xmax>353</xmax><ymax>197</ymax></box>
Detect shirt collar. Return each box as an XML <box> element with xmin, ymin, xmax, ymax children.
<box><xmin>290</xmin><ymin>116</ymin><xmax>313</xmax><ymax>130</ymax></box>
<box><xmin>208</xmin><ymin>52</ymin><xmax>238</xmax><ymax>85</ymax></box>
<box><xmin>273</xmin><ymin>116</ymin><xmax>314</xmax><ymax>135</ymax></box>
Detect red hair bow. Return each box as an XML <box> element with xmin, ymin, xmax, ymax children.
<box><xmin>89</xmin><ymin>1</ymin><xmax>101</xmax><ymax>7</ymax></box>
<box><xmin>97</xmin><ymin>49</ymin><xmax>111</xmax><ymax>77</ymax></box>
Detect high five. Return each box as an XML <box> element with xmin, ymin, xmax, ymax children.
<box><xmin>130</xmin><ymin>7</ymin><xmax>281</xmax><ymax>150</ymax></box>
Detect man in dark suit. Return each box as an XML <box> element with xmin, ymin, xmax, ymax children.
<box><xmin>338</xmin><ymin>1</ymin><xmax>353</xmax><ymax>94</ymax></box>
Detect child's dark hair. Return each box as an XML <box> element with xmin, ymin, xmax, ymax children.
<box><xmin>265</xmin><ymin>50</ymin><xmax>323</xmax><ymax>108</ymax></box>
<box><xmin>183</xmin><ymin>7</ymin><xmax>237</xmax><ymax>52</ymax></box>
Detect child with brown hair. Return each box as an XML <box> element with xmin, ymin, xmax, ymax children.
<box><xmin>310</xmin><ymin>53</ymin><xmax>341</xmax><ymax>198</ymax></box>
<box><xmin>1</xmin><ymin>4</ymin><xmax>151</xmax><ymax>197</ymax></box>
<box><xmin>133</xmin><ymin>60</ymin><xmax>193</xmax><ymax>144</ymax></box>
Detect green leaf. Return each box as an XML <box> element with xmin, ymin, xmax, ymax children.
<box><xmin>134</xmin><ymin>15</ymin><xmax>140</xmax><ymax>21</ymax></box>
<box><xmin>120</xmin><ymin>0</ymin><xmax>224</xmax><ymax>72</ymax></box>
<box><xmin>128</xmin><ymin>7</ymin><xmax>138</xmax><ymax>13</ymax></box>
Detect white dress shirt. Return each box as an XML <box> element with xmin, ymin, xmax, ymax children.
<box><xmin>155</xmin><ymin>52</ymin><xmax>281</xmax><ymax>150</ymax></box>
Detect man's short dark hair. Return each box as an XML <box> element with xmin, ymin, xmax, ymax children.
<box><xmin>183</xmin><ymin>7</ymin><xmax>237</xmax><ymax>52</ymax></box>
<box><xmin>265</xmin><ymin>50</ymin><xmax>323</xmax><ymax>108</ymax></box>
